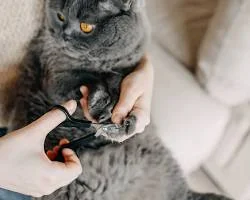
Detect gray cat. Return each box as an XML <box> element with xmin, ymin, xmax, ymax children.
<box><xmin>8</xmin><ymin>0</ymin><xmax>232</xmax><ymax>199</ymax></box>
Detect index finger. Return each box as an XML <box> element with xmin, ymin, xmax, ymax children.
<box><xmin>25</xmin><ymin>100</ymin><xmax>77</xmax><ymax>140</ymax></box>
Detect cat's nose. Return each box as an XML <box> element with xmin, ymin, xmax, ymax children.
<box><xmin>64</xmin><ymin>27</ymin><xmax>72</xmax><ymax>36</ymax></box>
<box><xmin>62</xmin><ymin>33</ymin><xmax>71</xmax><ymax>41</ymax></box>
<box><xmin>63</xmin><ymin>25</ymin><xmax>74</xmax><ymax>41</ymax></box>
<box><xmin>63</xmin><ymin>22</ymin><xmax>76</xmax><ymax>36</ymax></box>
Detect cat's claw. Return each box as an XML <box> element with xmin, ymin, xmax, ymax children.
<box><xmin>95</xmin><ymin>124</ymin><xmax>121</xmax><ymax>137</ymax></box>
<box><xmin>94</xmin><ymin>115</ymin><xmax>137</xmax><ymax>143</ymax></box>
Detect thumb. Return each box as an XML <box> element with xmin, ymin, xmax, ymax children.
<box><xmin>25</xmin><ymin>100</ymin><xmax>77</xmax><ymax>141</ymax></box>
<box><xmin>62</xmin><ymin>148</ymin><xmax>82</xmax><ymax>170</ymax></box>
<box><xmin>112</xmin><ymin>85</ymin><xmax>141</xmax><ymax>124</ymax></box>
<box><xmin>50</xmin><ymin>149</ymin><xmax>82</xmax><ymax>185</ymax></box>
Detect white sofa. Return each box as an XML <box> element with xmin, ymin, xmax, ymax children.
<box><xmin>1</xmin><ymin>0</ymin><xmax>250</xmax><ymax>199</ymax></box>
<box><xmin>147</xmin><ymin>1</ymin><xmax>250</xmax><ymax>199</ymax></box>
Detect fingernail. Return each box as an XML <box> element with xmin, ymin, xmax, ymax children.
<box><xmin>112</xmin><ymin>113</ymin><xmax>122</xmax><ymax>124</ymax></box>
<box><xmin>80</xmin><ymin>86</ymin><xmax>87</xmax><ymax>94</ymax></box>
<box><xmin>62</xmin><ymin>148</ymin><xmax>76</xmax><ymax>157</ymax></box>
<box><xmin>64</xmin><ymin>100</ymin><xmax>77</xmax><ymax>114</ymax></box>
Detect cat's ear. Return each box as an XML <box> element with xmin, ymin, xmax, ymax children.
<box><xmin>104</xmin><ymin>0</ymin><xmax>132</xmax><ymax>11</ymax></box>
<box><xmin>119</xmin><ymin>0</ymin><xmax>133</xmax><ymax>11</ymax></box>
<box><xmin>116</xmin><ymin>0</ymin><xmax>145</xmax><ymax>11</ymax></box>
<box><xmin>99</xmin><ymin>0</ymin><xmax>144</xmax><ymax>13</ymax></box>
<box><xmin>99</xmin><ymin>0</ymin><xmax>131</xmax><ymax>12</ymax></box>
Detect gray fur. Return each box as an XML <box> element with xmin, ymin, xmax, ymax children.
<box><xmin>7</xmin><ymin>0</ymin><xmax>232</xmax><ymax>199</ymax></box>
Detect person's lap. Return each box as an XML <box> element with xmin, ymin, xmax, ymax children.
<box><xmin>0</xmin><ymin>188</ymin><xmax>31</xmax><ymax>200</ymax></box>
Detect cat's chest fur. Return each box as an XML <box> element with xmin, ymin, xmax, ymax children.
<box><xmin>38</xmin><ymin>39</ymin><xmax>139</xmax><ymax>104</ymax></box>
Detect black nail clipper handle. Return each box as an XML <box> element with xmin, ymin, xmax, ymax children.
<box><xmin>55</xmin><ymin>133</ymin><xmax>96</xmax><ymax>162</ymax></box>
<box><xmin>52</xmin><ymin>105</ymin><xmax>92</xmax><ymax>128</ymax></box>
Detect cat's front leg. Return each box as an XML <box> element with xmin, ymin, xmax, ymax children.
<box><xmin>87</xmin><ymin>84</ymin><xmax>114</xmax><ymax>122</ymax></box>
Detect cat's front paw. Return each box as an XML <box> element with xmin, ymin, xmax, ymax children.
<box><xmin>96</xmin><ymin>115</ymin><xmax>137</xmax><ymax>143</ymax></box>
<box><xmin>87</xmin><ymin>86</ymin><xmax>114</xmax><ymax>122</ymax></box>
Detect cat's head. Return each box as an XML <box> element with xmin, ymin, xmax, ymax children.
<box><xmin>45</xmin><ymin>0</ymin><xmax>147</xmax><ymax>59</ymax></box>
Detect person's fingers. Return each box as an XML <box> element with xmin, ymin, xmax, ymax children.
<box><xmin>46</xmin><ymin>146</ymin><xmax>60</xmax><ymax>161</ymax></box>
<box><xmin>112</xmin><ymin>83</ymin><xmax>142</xmax><ymax>124</ymax></box>
<box><xmin>50</xmin><ymin>149</ymin><xmax>82</xmax><ymax>185</ymax></box>
<box><xmin>80</xmin><ymin>86</ymin><xmax>89</xmax><ymax>99</ymax></box>
<box><xmin>130</xmin><ymin>107</ymin><xmax>150</xmax><ymax>133</ymax></box>
<box><xmin>79</xmin><ymin>87</ymin><xmax>96</xmax><ymax>122</ymax></box>
<box><xmin>54</xmin><ymin>139</ymin><xmax>70</xmax><ymax>156</ymax></box>
<box><xmin>112</xmin><ymin>56</ymin><xmax>153</xmax><ymax>125</ymax></box>
<box><xmin>47</xmin><ymin>150</ymin><xmax>57</xmax><ymax>161</ymax></box>
<box><xmin>53</xmin><ymin>146</ymin><xmax>60</xmax><ymax>154</ymax></box>
<box><xmin>47</xmin><ymin>139</ymin><xmax>70</xmax><ymax>160</ymax></box>
<box><xmin>52</xmin><ymin>139</ymin><xmax>70</xmax><ymax>159</ymax></box>
<box><xmin>59</xmin><ymin>139</ymin><xmax>70</xmax><ymax>146</ymax></box>
<box><xmin>25</xmin><ymin>100</ymin><xmax>77</xmax><ymax>142</ymax></box>
<box><xmin>62</xmin><ymin>149</ymin><xmax>81</xmax><ymax>167</ymax></box>
<box><xmin>79</xmin><ymin>98</ymin><xmax>92</xmax><ymax>122</ymax></box>
<box><xmin>127</xmin><ymin>94</ymin><xmax>151</xmax><ymax>134</ymax></box>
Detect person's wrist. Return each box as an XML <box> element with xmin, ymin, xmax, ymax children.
<box><xmin>0</xmin><ymin>138</ymin><xmax>12</xmax><ymax>190</ymax></box>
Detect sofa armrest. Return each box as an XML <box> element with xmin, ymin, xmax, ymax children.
<box><xmin>198</xmin><ymin>0</ymin><xmax>250</xmax><ymax>106</ymax></box>
<box><xmin>0</xmin><ymin>66</ymin><xmax>19</xmax><ymax>127</ymax></box>
<box><xmin>150</xmin><ymin>41</ymin><xmax>230</xmax><ymax>174</ymax></box>
<box><xmin>146</xmin><ymin>0</ymin><xmax>218</xmax><ymax>69</ymax></box>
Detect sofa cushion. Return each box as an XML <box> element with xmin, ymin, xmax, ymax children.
<box><xmin>0</xmin><ymin>0</ymin><xmax>43</xmax><ymax>69</ymax></box>
<box><xmin>149</xmin><ymin>41</ymin><xmax>230</xmax><ymax>174</ymax></box>
<box><xmin>197</xmin><ymin>0</ymin><xmax>250</xmax><ymax>106</ymax></box>
<box><xmin>146</xmin><ymin>0</ymin><xmax>218</xmax><ymax>69</ymax></box>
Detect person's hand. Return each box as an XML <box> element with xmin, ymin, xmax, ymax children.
<box><xmin>46</xmin><ymin>138</ymin><xmax>70</xmax><ymax>161</ymax></box>
<box><xmin>0</xmin><ymin>100</ymin><xmax>82</xmax><ymax>197</ymax></box>
<box><xmin>80</xmin><ymin>56</ymin><xmax>154</xmax><ymax>140</ymax></box>
<box><xmin>112</xmin><ymin>56</ymin><xmax>154</xmax><ymax>134</ymax></box>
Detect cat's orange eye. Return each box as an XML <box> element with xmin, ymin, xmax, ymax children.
<box><xmin>57</xmin><ymin>13</ymin><xmax>65</xmax><ymax>22</ymax></box>
<box><xmin>80</xmin><ymin>22</ymin><xmax>94</xmax><ymax>33</ymax></box>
